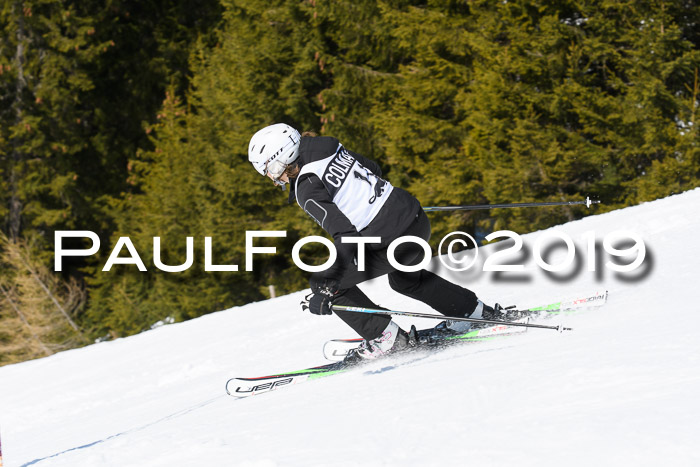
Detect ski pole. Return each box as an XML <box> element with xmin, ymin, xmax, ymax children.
<box><xmin>423</xmin><ymin>196</ymin><xmax>599</xmax><ymax>212</ymax></box>
<box><xmin>331</xmin><ymin>305</ymin><xmax>572</xmax><ymax>332</ymax></box>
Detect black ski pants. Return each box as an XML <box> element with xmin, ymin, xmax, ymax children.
<box><xmin>332</xmin><ymin>210</ymin><xmax>478</xmax><ymax>340</ymax></box>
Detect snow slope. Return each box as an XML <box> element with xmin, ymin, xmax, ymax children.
<box><xmin>1</xmin><ymin>189</ymin><xmax>700</xmax><ymax>467</ymax></box>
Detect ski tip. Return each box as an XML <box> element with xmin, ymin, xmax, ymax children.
<box><xmin>225</xmin><ymin>378</ymin><xmax>237</xmax><ymax>397</ymax></box>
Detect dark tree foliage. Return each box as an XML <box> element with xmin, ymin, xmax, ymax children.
<box><xmin>2</xmin><ymin>0</ymin><xmax>698</xmax><ymax>351</ymax></box>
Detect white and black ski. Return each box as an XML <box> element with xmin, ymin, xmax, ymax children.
<box><xmin>226</xmin><ymin>362</ymin><xmax>353</xmax><ymax>398</ymax></box>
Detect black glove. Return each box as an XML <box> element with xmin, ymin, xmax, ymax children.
<box><xmin>310</xmin><ymin>276</ymin><xmax>339</xmax><ymax>295</ymax></box>
<box><xmin>301</xmin><ymin>278</ymin><xmax>340</xmax><ymax>316</ymax></box>
<box><xmin>301</xmin><ymin>292</ymin><xmax>333</xmax><ymax>315</ymax></box>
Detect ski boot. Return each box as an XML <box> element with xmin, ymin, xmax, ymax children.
<box><xmin>343</xmin><ymin>321</ymin><xmax>418</xmax><ymax>364</ymax></box>
<box><xmin>438</xmin><ymin>300</ymin><xmax>512</xmax><ymax>335</ymax></box>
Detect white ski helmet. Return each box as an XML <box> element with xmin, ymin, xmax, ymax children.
<box><xmin>248</xmin><ymin>123</ymin><xmax>301</xmax><ymax>183</ymax></box>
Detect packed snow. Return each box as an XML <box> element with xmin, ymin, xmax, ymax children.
<box><xmin>1</xmin><ymin>189</ymin><xmax>699</xmax><ymax>466</ymax></box>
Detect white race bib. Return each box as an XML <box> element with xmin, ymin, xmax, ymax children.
<box><xmin>296</xmin><ymin>144</ymin><xmax>393</xmax><ymax>231</ymax></box>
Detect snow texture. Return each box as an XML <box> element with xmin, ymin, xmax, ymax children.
<box><xmin>1</xmin><ymin>189</ymin><xmax>699</xmax><ymax>466</ymax></box>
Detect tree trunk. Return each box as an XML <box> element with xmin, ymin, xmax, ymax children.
<box><xmin>8</xmin><ymin>1</ymin><xmax>27</xmax><ymax>241</ymax></box>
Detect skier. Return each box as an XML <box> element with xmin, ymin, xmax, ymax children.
<box><xmin>248</xmin><ymin>123</ymin><xmax>506</xmax><ymax>360</ymax></box>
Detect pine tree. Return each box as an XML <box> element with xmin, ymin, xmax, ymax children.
<box><xmin>0</xmin><ymin>233</ymin><xmax>85</xmax><ymax>365</ymax></box>
<box><xmin>364</xmin><ymin>1</ymin><xmax>481</xmax><ymax>239</ymax></box>
<box><xmin>461</xmin><ymin>0</ymin><xmax>700</xmax><ymax>232</ymax></box>
<box><xmin>1</xmin><ymin>0</ymin><xmax>224</xmax><ymax>346</ymax></box>
<box><xmin>0</xmin><ymin>0</ymin><xmax>107</xmax><ymax>240</ymax></box>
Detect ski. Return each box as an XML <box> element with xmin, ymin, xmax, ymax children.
<box><xmin>324</xmin><ymin>290</ymin><xmax>608</xmax><ymax>361</ymax></box>
<box><xmin>226</xmin><ymin>362</ymin><xmax>353</xmax><ymax>397</ymax></box>
<box><xmin>525</xmin><ymin>290</ymin><xmax>608</xmax><ymax>315</ymax></box>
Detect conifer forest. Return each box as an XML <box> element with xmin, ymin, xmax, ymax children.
<box><xmin>1</xmin><ymin>0</ymin><xmax>699</xmax><ymax>364</ymax></box>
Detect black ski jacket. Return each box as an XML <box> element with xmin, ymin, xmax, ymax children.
<box><xmin>288</xmin><ymin>136</ymin><xmax>421</xmax><ymax>283</ymax></box>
